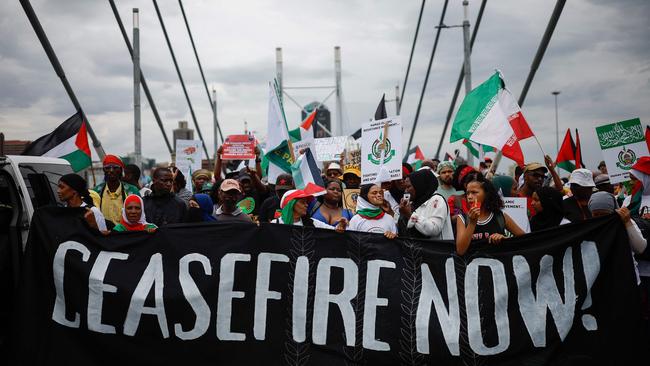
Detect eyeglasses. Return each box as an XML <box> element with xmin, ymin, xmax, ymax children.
<box><xmin>103</xmin><ymin>165</ymin><xmax>121</xmax><ymax>171</ymax></box>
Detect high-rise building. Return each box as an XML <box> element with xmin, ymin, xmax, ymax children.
<box><xmin>173</xmin><ymin>121</ymin><xmax>194</xmax><ymax>152</ymax></box>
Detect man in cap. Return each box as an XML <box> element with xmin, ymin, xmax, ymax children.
<box><xmin>342</xmin><ymin>166</ymin><xmax>361</xmax><ymax>189</ymax></box>
<box><xmin>594</xmin><ymin>174</ymin><xmax>614</xmax><ymax>194</ymax></box>
<box><xmin>517</xmin><ymin>156</ymin><xmax>563</xmax><ymax>217</ymax></box>
<box><xmin>93</xmin><ymin>154</ymin><xmax>140</xmax><ymax>225</ymax></box>
<box><xmin>259</xmin><ymin>174</ymin><xmax>294</xmax><ymax>222</ymax></box>
<box><xmin>215</xmin><ymin>179</ymin><xmax>253</xmax><ymax>223</ymax></box>
<box><xmin>435</xmin><ymin>161</ymin><xmax>459</xmax><ymax>200</ymax></box>
<box><xmin>563</xmin><ymin>168</ymin><xmax>595</xmax><ymax>223</ymax></box>
<box><xmin>191</xmin><ymin>169</ymin><xmax>212</xmax><ymax>193</ymax></box>
<box><xmin>325</xmin><ymin>162</ymin><xmax>343</xmax><ymax>180</ymax></box>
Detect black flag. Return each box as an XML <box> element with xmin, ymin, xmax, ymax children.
<box><xmin>374</xmin><ymin>93</ymin><xmax>387</xmax><ymax>120</ymax></box>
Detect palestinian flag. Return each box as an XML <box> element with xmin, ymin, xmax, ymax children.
<box><xmin>22</xmin><ymin>111</ymin><xmax>92</xmax><ymax>172</ymax></box>
<box><xmin>555</xmin><ymin>128</ymin><xmax>576</xmax><ymax>172</ymax></box>
<box><xmin>450</xmin><ymin>71</ymin><xmax>535</xmax><ymax>167</ymax></box>
<box><xmin>289</xmin><ymin>108</ymin><xmax>317</xmax><ymax>143</ymax></box>
<box><xmin>374</xmin><ymin>93</ymin><xmax>387</xmax><ymax>120</ymax></box>
<box><xmin>290</xmin><ymin>148</ymin><xmax>325</xmax><ymax>194</ymax></box>
<box><xmin>575</xmin><ymin>129</ymin><xmax>584</xmax><ymax>169</ymax></box>
<box><xmin>444</xmin><ymin>152</ymin><xmax>455</xmax><ymax>161</ymax></box>
<box><xmin>646</xmin><ymin>125</ymin><xmax>650</xmax><ymax>153</ymax></box>
<box><xmin>405</xmin><ymin>145</ymin><xmax>425</xmax><ymax>170</ymax></box>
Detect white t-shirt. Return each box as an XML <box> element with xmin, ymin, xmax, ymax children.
<box><xmin>80</xmin><ymin>202</ymin><xmax>108</xmax><ymax>231</ymax></box>
<box><xmin>348</xmin><ymin>214</ymin><xmax>397</xmax><ymax>234</ymax></box>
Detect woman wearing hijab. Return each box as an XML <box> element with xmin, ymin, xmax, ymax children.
<box><xmin>112</xmin><ymin>194</ymin><xmax>157</xmax><ymax>232</ymax></box>
<box><xmin>456</xmin><ymin>175</ymin><xmax>525</xmax><ymax>255</ymax></box>
<box><xmin>310</xmin><ymin>180</ymin><xmax>354</xmax><ymax>226</ymax></box>
<box><xmin>186</xmin><ymin>194</ymin><xmax>217</xmax><ymax>223</ymax></box>
<box><xmin>530</xmin><ymin>187</ymin><xmax>568</xmax><ymax>231</ymax></box>
<box><xmin>272</xmin><ymin>188</ymin><xmax>346</xmax><ymax>232</ymax></box>
<box><xmin>492</xmin><ymin>175</ymin><xmax>517</xmax><ymax>198</ymax></box>
<box><xmin>348</xmin><ymin>184</ymin><xmax>397</xmax><ymax>238</ymax></box>
<box><xmin>397</xmin><ymin>169</ymin><xmax>454</xmax><ymax>240</ymax></box>
<box><xmin>58</xmin><ymin>173</ymin><xmax>107</xmax><ymax>232</ymax></box>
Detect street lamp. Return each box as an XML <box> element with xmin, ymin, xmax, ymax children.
<box><xmin>552</xmin><ymin>91</ymin><xmax>560</xmax><ymax>153</ymax></box>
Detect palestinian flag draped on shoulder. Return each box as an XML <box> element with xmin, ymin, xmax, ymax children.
<box><xmin>264</xmin><ymin>80</ymin><xmax>293</xmax><ymax>182</ymax></box>
<box><xmin>404</xmin><ymin>146</ymin><xmax>425</xmax><ymax>170</ymax></box>
<box><xmin>22</xmin><ymin>111</ymin><xmax>92</xmax><ymax>172</ymax></box>
<box><xmin>450</xmin><ymin>71</ymin><xmax>534</xmax><ymax>167</ymax></box>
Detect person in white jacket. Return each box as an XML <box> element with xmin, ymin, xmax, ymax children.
<box><xmin>396</xmin><ymin>169</ymin><xmax>454</xmax><ymax>240</ymax></box>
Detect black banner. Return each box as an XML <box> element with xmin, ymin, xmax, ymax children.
<box><xmin>10</xmin><ymin>207</ymin><xmax>648</xmax><ymax>365</ymax></box>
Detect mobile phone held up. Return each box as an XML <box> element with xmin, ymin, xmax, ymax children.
<box><xmin>403</xmin><ymin>193</ymin><xmax>411</xmax><ymax>202</ymax></box>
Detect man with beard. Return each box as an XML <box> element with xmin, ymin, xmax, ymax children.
<box><xmin>143</xmin><ymin>167</ymin><xmax>187</xmax><ymax>226</ymax></box>
<box><xmin>93</xmin><ymin>155</ymin><xmax>140</xmax><ymax>225</ymax></box>
<box><xmin>214</xmin><ymin>179</ymin><xmax>253</xmax><ymax>223</ymax></box>
<box><xmin>435</xmin><ymin>161</ymin><xmax>458</xmax><ymax>200</ymax></box>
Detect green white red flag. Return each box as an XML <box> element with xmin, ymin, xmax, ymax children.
<box><xmin>450</xmin><ymin>71</ymin><xmax>534</xmax><ymax>166</ymax></box>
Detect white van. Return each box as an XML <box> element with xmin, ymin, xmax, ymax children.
<box><xmin>0</xmin><ymin>155</ymin><xmax>73</xmax><ymax>250</ymax></box>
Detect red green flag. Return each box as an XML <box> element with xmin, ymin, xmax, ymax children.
<box><xmin>575</xmin><ymin>129</ymin><xmax>584</xmax><ymax>169</ymax></box>
<box><xmin>555</xmin><ymin>128</ymin><xmax>576</xmax><ymax>173</ymax></box>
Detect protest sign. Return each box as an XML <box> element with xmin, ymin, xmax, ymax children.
<box><xmin>222</xmin><ymin>134</ymin><xmax>256</xmax><ymax>160</ymax></box>
<box><xmin>595</xmin><ymin>118</ymin><xmax>649</xmax><ymax>183</ymax></box>
<box><xmin>175</xmin><ymin>139</ymin><xmax>202</xmax><ymax>191</ymax></box>
<box><xmin>361</xmin><ymin>117</ymin><xmax>402</xmax><ymax>184</ymax></box>
<box><xmin>292</xmin><ymin>138</ymin><xmax>315</xmax><ymax>159</ymax></box>
<box><xmin>314</xmin><ymin>136</ymin><xmax>349</xmax><ymax>162</ymax></box>
<box><xmin>502</xmin><ymin>197</ymin><xmax>530</xmax><ymax>233</ymax></box>
<box><xmin>343</xmin><ymin>188</ymin><xmax>360</xmax><ymax>213</ymax></box>
<box><xmin>13</xmin><ymin>208</ymin><xmax>647</xmax><ymax>365</ymax></box>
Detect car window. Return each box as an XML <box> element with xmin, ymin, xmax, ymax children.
<box><xmin>18</xmin><ymin>163</ymin><xmax>73</xmax><ymax>208</ymax></box>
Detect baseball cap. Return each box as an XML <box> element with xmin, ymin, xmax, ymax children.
<box><xmin>220</xmin><ymin>179</ymin><xmax>242</xmax><ymax>193</ymax></box>
<box><xmin>523</xmin><ymin>162</ymin><xmax>548</xmax><ymax>174</ymax></box>
<box><xmin>343</xmin><ymin>166</ymin><xmax>361</xmax><ymax>178</ymax></box>
<box><xmin>238</xmin><ymin>172</ymin><xmax>252</xmax><ymax>182</ymax></box>
<box><xmin>275</xmin><ymin>174</ymin><xmax>294</xmax><ymax>190</ymax></box>
<box><xmin>569</xmin><ymin>168</ymin><xmax>595</xmax><ymax>187</ymax></box>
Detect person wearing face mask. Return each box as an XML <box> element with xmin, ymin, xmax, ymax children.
<box><xmin>112</xmin><ymin>195</ymin><xmax>157</xmax><ymax>232</ymax></box>
<box><xmin>456</xmin><ymin>175</ymin><xmax>525</xmax><ymax>255</ymax></box>
<box><xmin>143</xmin><ymin>167</ymin><xmax>187</xmax><ymax>227</ymax></box>
<box><xmin>272</xmin><ymin>189</ymin><xmax>346</xmax><ymax>232</ymax></box>
<box><xmin>348</xmin><ymin>184</ymin><xmax>397</xmax><ymax>238</ymax></box>
<box><xmin>563</xmin><ymin>168</ymin><xmax>596</xmax><ymax>223</ymax></box>
<box><xmin>213</xmin><ymin>179</ymin><xmax>253</xmax><ymax>223</ymax></box>
<box><xmin>397</xmin><ymin>169</ymin><xmax>454</xmax><ymax>240</ymax></box>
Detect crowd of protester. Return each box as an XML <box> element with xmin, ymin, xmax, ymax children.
<box><xmin>58</xmin><ymin>150</ymin><xmax>650</xmax><ymax>331</ymax></box>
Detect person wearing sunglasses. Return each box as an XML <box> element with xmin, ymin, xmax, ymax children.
<box><xmin>92</xmin><ymin>154</ymin><xmax>141</xmax><ymax>225</ymax></box>
<box><xmin>516</xmin><ymin>156</ymin><xmax>562</xmax><ymax>218</ymax></box>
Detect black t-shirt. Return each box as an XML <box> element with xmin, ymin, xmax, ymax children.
<box><xmin>562</xmin><ymin>196</ymin><xmax>592</xmax><ymax>223</ymax></box>
<box><xmin>458</xmin><ymin>211</ymin><xmax>506</xmax><ymax>240</ymax></box>
<box><xmin>258</xmin><ymin>195</ymin><xmax>280</xmax><ymax>223</ymax></box>
<box><xmin>243</xmin><ymin>189</ymin><xmax>269</xmax><ymax>216</ymax></box>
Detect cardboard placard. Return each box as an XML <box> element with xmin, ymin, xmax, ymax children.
<box><xmin>314</xmin><ymin>136</ymin><xmax>349</xmax><ymax>162</ymax></box>
<box><xmin>595</xmin><ymin>118</ymin><xmax>649</xmax><ymax>184</ymax></box>
<box><xmin>175</xmin><ymin>139</ymin><xmax>202</xmax><ymax>192</ymax></box>
<box><xmin>222</xmin><ymin>134</ymin><xmax>256</xmax><ymax>160</ymax></box>
<box><xmin>502</xmin><ymin>197</ymin><xmax>530</xmax><ymax>233</ymax></box>
<box><xmin>343</xmin><ymin>189</ymin><xmax>360</xmax><ymax>213</ymax></box>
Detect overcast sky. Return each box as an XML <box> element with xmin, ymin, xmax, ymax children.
<box><xmin>1</xmin><ymin>0</ymin><xmax>649</xmax><ymax>174</ymax></box>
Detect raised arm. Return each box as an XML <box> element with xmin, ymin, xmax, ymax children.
<box><xmin>544</xmin><ymin>155</ymin><xmax>563</xmax><ymax>191</ymax></box>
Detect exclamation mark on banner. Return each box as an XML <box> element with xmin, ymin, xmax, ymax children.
<box><xmin>580</xmin><ymin>241</ymin><xmax>600</xmax><ymax>331</ymax></box>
